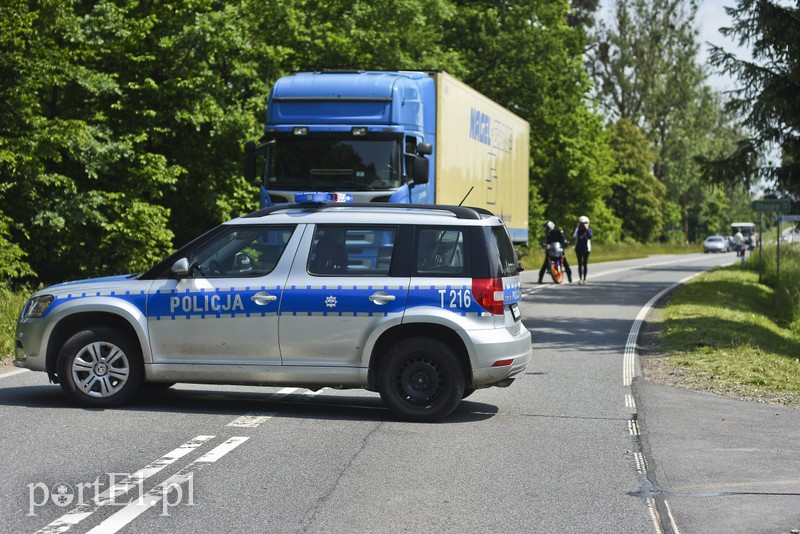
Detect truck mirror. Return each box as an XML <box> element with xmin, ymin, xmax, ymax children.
<box><xmin>417</xmin><ymin>142</ymin><xmax>432</xmax><ymax>156</ymax></box>
<box><xmin>244</xmin><ymin>141</ymin><xmax>257</xmax><ymax>184</ymax></box>
<box><xmin>413</xmin><ymin>156</ymin><xmax>429</xmax><ymax>185</ymax></box>
<box><xmin>404</xmin><ymin>153</ymin><xmax>430</xmax><ymax>185</ymax></box>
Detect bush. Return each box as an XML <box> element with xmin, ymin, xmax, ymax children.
<box><xmin>1</xmin><ymin>285</ymin><xmax>30</xmax><ymax>360</ymax></box>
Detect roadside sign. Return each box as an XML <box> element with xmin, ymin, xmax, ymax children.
<box><xmin>778</xmin><ymin>215</ymin><xmax>800</xmax><ymax>222</ymax></box>
<box><xmin>751</xmin><ymin>199</ymin><xmax>791</xmax><ymax>212</ymax></box>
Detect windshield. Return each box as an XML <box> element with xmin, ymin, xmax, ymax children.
<box><xmin>264</xmin><ymin>137</ymin><xmax>402</xmax><ymax>191</ymax></box>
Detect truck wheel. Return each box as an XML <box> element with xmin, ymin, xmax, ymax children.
<box><xmin>57</xmin><ymin>326</ymin><xmax>143</xmax><ymax>407</ymax></box>
<box><xmin>379</xmin><ymin>337</ymin><xmax>464</xmax><ymax>422</ymax></box>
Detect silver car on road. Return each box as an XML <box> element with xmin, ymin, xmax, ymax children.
<box><xmin>14</xmin><ymin>201</ymin><xmax>531</xmax><ymax>422</ymax></box>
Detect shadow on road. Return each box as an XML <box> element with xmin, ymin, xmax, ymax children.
<box><xmin>0</xmin><ymin>383</ymin><xmax>498</xmax><ymax>424</ymax></box>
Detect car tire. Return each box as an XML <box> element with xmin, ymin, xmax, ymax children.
<box><xmin>461</xmin><ymin>387</ymin><xmax>476</xmax><ymax>399</ymax></box>
<box><xmin>57</xmin><ymin>326</ymin><xmax>143</xmax><ymax>407</ymax></box>
<box><xmin>379</xmin><ymin>337</ymin><xmax>465</xmax><ymax>422</ymax></box>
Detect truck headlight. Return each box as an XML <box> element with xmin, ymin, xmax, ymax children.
<box><xmin>21</xmin><ymin>295</ymin><xmax>54</xmax><ymax>319</ymax></box>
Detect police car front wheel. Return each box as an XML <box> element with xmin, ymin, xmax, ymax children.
<box><xmin>57</xmin><ymin>326</ymin><xmax>144</xmax><ymax>407</ymax></box>
<box><xmin>379</xmin><ymin>337</ymin><xmax>465</xmax><ymax>423</ymax></box>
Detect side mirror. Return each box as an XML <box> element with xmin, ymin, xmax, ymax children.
<box><xmin>417</xmin><ymin>142</ymin><xmax>432</xmax><ymax>156</ymax></box>
<box><xmin>413</xmin><ymin>156</ymin><xmax>429</xmax><ymax>184</ymax></box>
<box><xmin>404</xmin><ymin>153</ymin><xmax>430</xmax><ymax>186</ymax></box>
<box><xmin>244</xmin><ymin>141</ymin><xmax>257</xmax><ymax>184</ymax></box>
<box><xmin>171</xmin><ymin>258</ymin><xmax>190</xmax><ymax>279</ymax></box>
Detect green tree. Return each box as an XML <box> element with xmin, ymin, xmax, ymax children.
<box><xmin>708</xmin><ymin>0</ymin><xmax>800</xmax><ymax>198</ymax></box>
<box><xmin>0</xmin><ymin>1</ymin><xmax>177</xmax><ymax>282</ymax></box>
<box><xmin>607</xmin><ymin>119</ymin><xmax>665</xmax><ymax>242</ymax></box>
<box><xmin>590</xmin><ymin>0</ymin><xmax>749</xmax><ymax>241</ymax></box>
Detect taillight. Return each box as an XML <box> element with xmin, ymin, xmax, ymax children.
<box><xmin>472</xmin><ymin>278</ymin><xmax>505</xmax><ymax>315</ymax></box>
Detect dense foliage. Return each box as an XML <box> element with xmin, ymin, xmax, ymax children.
<box><xmin>707</xmin><ymin>0</ymin><xmax>800</xmax><ymax>203</ymax></box>
<box><xmin>590</xmin><ymin>0</ymin><xmax>754</xmax><ymax>242</ymax></box>
<box><xmin>0</xmin><ymin>0</ymin><xmax>756</xmax><ymax>287</ymax></box>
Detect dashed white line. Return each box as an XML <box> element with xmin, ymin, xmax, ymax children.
<box><xmin>628</xmin><ymin>419</ymin><xmax>641</xmax><ymax>436</ymax></box>
<box><xmin>36</xmin><ymin>435</ymin><xmax>215</xmax><ymax>534</ymax></box>
<box><xmin>623</xmin><ymin>269</ymin><xmax>709</xmax><ymax>534</ymax></box>
<box><xmin>86</xmin><ymin>437</ymin><xmax>249</xmax><ymax>534</ymax></box>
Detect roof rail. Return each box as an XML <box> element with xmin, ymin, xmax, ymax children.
<box><xmin>243</xmin><ymin>203</ymin><xmax>495</xmax><ymax>220</ymax></box>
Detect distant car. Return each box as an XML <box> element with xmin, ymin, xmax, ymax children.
<box><xmin>704</xmin><ymin>235</ymin><xmax>730</xmax><ymax>253</ymax></box>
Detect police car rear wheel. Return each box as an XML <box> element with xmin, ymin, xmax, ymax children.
<box><xmin>57</xmin><ymin>326</ymin><xmax>143</xmax><ymax>407</ymax></box>
<box><xmin>379</xmin><ymin>337</ymin><xmax>464</xmax><ymax>422</ymax></box>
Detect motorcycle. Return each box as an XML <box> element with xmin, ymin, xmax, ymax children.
<box><xmin>546</xmin><ymin>241</ymin><xmax>565</xmax><ymax>284</ymax></box>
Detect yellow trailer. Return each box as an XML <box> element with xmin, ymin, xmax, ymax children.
<box><xmin>433</xmin><ymin>72</ymin><xmax>530</xmax><ymax>244</ymax></box>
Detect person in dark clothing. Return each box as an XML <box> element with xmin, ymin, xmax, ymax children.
<box><xmin>572</xmin><ymin>215</ymin><xmax>593</xmax><ymax>285</ymax></box>
<box><xmin>538</xmin><ymin>221</ymin><xmax>572</xmax><ymax>283</ymax></box>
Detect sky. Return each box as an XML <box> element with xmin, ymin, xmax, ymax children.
<box><xmin>598</xmin><ymin>0</ymin><xmax>750</xmax><ymax>94</ymax></box>
<box><xmin>694</xmin><ymin>0</ymin><xmax>750</xmax><ymax>93</ymax></box>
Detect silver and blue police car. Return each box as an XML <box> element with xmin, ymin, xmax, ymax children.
<box><xmin>15</xmin><ymin>196</ymin><xmax>531</xmax><ymax>422</ymax></box>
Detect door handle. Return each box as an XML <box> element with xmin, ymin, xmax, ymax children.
<box><xmin>369</xmin><ymin>291</ymin><xmax>396</xmax><ymax>305</ymax></box>
<box><xmin>251</xmin><ymin>292</ymin><xmax>278</xmax><ymax>305</ymax></box>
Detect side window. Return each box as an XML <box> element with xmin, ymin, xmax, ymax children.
<box><xmin>415</xmin><ymin>228</ymin><xmax>466</xmax><ymax>275</ymax></box>
<box><xmin>309</xmin><ymin>226</ymin><xmax>397</xmax><ymax>276</ymax></box>
<box><xmin>188</xmin><ymin>226</ymin><xmax>294</xmax><ymax>278</ymax></box>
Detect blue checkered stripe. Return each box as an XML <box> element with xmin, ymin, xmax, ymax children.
<box><xmin>149</xmin><ymin>286</ymin><xmax>283</xmax><ymax>320</ymax></box>
<box><xmin>44</xmin><ymin>290</ymin><xmax>147</xmax><ymax>318</ymax></box>
<box><xmin>280</xmin><ymin>285</ymin><xmax>407</xmax><ymax>317</ymax></box>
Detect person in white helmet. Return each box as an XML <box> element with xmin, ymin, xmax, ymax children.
<box><xmin>538</xmin><ymin>220</ymin><xmax>572</xmax><ymax>283</ymax></box>
<box><xmin>573</xmin><ymin>215</ymin><xmax>593</xmax><ymax>284</ymax></box>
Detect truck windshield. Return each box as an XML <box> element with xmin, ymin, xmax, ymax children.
<box><xmin>264</xmin><ymin>137</ymin><xmax>402</xmax><ymax>191</ymax></box>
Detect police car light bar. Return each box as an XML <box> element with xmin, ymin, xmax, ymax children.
<box><xmin>295</xmin><ymin>192</ymin><xmax>354</xmax><ymax>204</ymax></box>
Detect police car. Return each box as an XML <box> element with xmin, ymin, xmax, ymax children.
<box><xmin>14</xmin><ymin>197</ymin><xmax>531</xmax><ymax>422</ymax></box>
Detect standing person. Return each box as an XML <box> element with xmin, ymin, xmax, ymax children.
<box><xmin>733</xmin><ymin>228</ymin><xmax>744</xmax><ymax>257</ymax></box>
<box><xmin>538</xmin><ymin>221</ymin><xmax>572</xmax><ymax>284</ymax></box>
<box><xmin>573</xmin><ymin>215</ymin><xmax>593</xmax><ymax>285</ymax></box>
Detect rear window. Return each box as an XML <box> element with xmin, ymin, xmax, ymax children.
<box><xmin>414</xmin><ymin>227</ymin><xmax>468</xmax><ymax>276</ymax></box>
<box><xmin>486</xmin><ymin>225</ymin><xmax>519</xmax><ymax>278</ymax></box>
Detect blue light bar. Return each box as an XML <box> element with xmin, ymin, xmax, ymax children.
<box><xmin>295</xmin><ymin>192</ymin><xmax>354</xmax><ymax>204</ymax></box>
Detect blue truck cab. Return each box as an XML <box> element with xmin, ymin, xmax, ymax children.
<box><xmin>245</xmin><ymin>71</ymin><xmax>434</xmax><ymax>206</ymax></box>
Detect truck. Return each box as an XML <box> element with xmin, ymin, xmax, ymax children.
<box><xmin>244</xmin><ymin>70</ymin><xmax>531</xmax><ymax>243</ymax></box>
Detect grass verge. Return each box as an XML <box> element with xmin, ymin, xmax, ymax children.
<box><xmin>646</xmin><ymin>266</ymin><xmax>800</xmax><ymax>407</ymax></box>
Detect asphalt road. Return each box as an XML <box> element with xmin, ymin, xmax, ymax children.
<box><xmin>2</xmin><ymin>251</ymin><xmax>797</xmax><ymax>534</ymax></box>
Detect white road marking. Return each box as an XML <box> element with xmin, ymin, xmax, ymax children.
<box><xmin>634</xmin><ymin>452</ymin><xmax>649</xmax><ymax>473</ymax></box>
<box><xmin>227</xmin><ymin>412</ymin><xmax>275</xmax><ymax>428</ymax></box>
<box><xmin>623</xmin><ymin>272</ymin><xmax>703</xmax><ymax>385</ymax></box>
<box><xmin>85</xmin><ymin>437</ymin><xmax>249</xmax><ymax>534</ymax></box>
<box><xmin>628</xmin><ymin>419</ymin><xmax>641</xmax><ymax>436</ymax></box>
<box><xmin>647</xmin><ymin>498</ymin><xmax>665</xmax><ymax>534</ymax></box>
<box><xmin>621</xmin><ymin>267</ymin><xmax>711</xmax><ymax>534</ymax></box>
<box><xmin>225</xmin><ymin>388</ymin><xmax>327</xmax><ymax>427</ymax></box>
<box><xmin>36</xmin><ymin>435</ymin><xmax>215</xmax><ymax>534</ymax></box>
<box><xmin>0</xmin><ymin>368</ymin><xmax>29</xmax><ymax>379</ymax></box>
<box><xmin>664</xmin><ymin>498</ymin><xmax>681</xmax><ymax>534</ymax></box>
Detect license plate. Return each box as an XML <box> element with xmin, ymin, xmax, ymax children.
<box><xmin>510</xmin><ymin>302</ymin><xmax>521</xmax><ymax>321</ymax></box>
